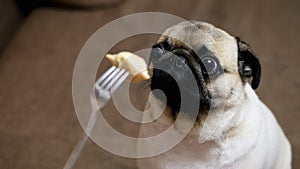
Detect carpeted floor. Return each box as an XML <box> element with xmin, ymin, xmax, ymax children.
<box><xmin>0</xmin><ymin>0</ymin><xmax>299</xmax><ymax>168</ymax></box>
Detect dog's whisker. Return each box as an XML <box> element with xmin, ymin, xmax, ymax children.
<box><xmin>230</xmin><ymin>89</ymin><xmax>243</xmax><ymax>99</ymax></box>
<box><xmin>142</xmin><ymin>79</ymin><xmax>152</xmax><ymax>89</ymax></box>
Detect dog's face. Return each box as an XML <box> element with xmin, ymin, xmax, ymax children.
<box><xmin>150</xmin><ymin>21</ymin><xmax>261</xmax><ymax>114</ymax></box>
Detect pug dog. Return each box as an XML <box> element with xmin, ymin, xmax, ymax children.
<box><xmin>137</xmin><ymin>21</ymin><xmax>291</xmax><ymax>169</ymax></box>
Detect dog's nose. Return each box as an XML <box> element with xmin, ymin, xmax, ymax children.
<box><xmin>153</xmin><ymin>53</ymin><xmax>188</xmax><ymax>69</ymax></box>
<box><xmin>150</xmin><ymin>45</ymin><xmax>189</xmax><ymax>71</ymax></box>
<box><xmin>174</xmin><ymin>56</ymin><xmax>187</xmax><ymax>69</ymax></box>
<box><xmin>153</xmin><ymin>56</ymin><xmax>193</xmax><ymax>89</ymax></box>
<box><xmin>155</xmin><ymin>55</ymin><xmax>189</xmax><ymax>79</ymax></box>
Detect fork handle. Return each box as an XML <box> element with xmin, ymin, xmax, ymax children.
<box><xmin>63</xmin><ymin>110</ymin><xmax>99</xmax><ymax>169</ymax></box>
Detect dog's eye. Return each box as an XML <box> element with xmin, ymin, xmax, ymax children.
<box><xmin>202</xmin><ymin>57</ymin><xmax>218</xmax><ymax>74</ymax></box>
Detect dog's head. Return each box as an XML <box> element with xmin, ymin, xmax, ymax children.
<box><xmin>150</xmin><ymin>21</ymin><xmax>261</xmax><ymax>114</ymax></box>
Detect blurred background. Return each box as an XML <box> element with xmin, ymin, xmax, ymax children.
<box><xmin>0</xmin><ymin>0</ymin><xmax>299</xmax><ymax>168</ymax></box>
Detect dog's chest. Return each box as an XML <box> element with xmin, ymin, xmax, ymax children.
<box><xmin>137</xmin><ymin>133</ymin><xmax>244</xmax><ymax>169</ymax></box>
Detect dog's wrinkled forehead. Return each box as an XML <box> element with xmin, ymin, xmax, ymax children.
<box><xmin>157</xmin><ymin>21</ymin><xmax>238</xmax><ymax>72</ymax></box>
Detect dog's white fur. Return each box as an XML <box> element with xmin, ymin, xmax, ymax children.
<box><xmin>137</xmin><ymin>21</ymin><xmax>292</xmax><ymax>169</ymax></box>
<box><xmin>138</xmin><ymin>84</ymin><xmax>291</xmax><ymax>169</ymax></box>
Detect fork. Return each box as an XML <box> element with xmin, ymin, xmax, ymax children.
<box><xmin>63</xmin><ymin>66</ymin><xmax>129</xmax><ymax>169</ymax></box>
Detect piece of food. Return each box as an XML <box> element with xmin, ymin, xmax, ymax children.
<box><xmin>106</xmin><ymin>51</ymin><xmax>150</xmax><ymax>83</ymax></box>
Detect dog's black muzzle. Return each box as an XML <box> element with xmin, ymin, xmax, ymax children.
<box><xmin>150</xmin><ymin>46</ymin><xmax>211</xmax><ymax>114</ymax></box>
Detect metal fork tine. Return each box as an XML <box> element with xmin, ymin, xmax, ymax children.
<box><xmin>111</xmin><ymin>71</ymin><xmax>129</xmax><ymax>93</ymax></box>
<box><xmin>104</xmin><ymin>69</ymin><xmax>126</xmax><ymax>90</ymax></box>
<box><xmin>95</xmin><ymin>66</ymin><xmax>116</xmax><ymax>86</ymax></box>
<box><xmin>64</xmin><ymin>65</ymin><xmax>130</xmax><ymax>169</ymax></box>
<box><xmin>100</xmin><ymin>67</ymin><xmax>120</xmax><ymax>87</ymax></box>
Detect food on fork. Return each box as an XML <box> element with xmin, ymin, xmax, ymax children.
<box><xmin>106</xmin><ymin>52</ymin><xmax>150</xmax><ymax>83</ymax></box>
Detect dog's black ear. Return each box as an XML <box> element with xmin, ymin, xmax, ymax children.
<box><xmin>236</xmin><ymin>37</ymin><xmax>262</xmax><ymax>89</ymax></box>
